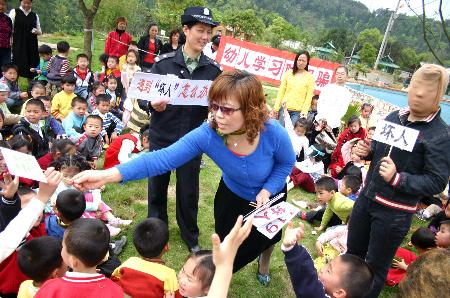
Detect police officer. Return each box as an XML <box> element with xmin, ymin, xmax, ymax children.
<box><xmin>147</xmin><ymin>6</ymin><xmax>222</xmax><ymax>253</ymax></box>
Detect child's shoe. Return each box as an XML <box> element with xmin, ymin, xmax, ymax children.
<box><xmin>109</xmin><ymin>217</ymin><xmax>132</xmax><ymax>227</ymax></box>
<box><xmin>107</xmin><ymin>224</ymin><xmax>121</xmax><ymax>237</ymax></box>
<box><xmin>111</xmin><ymin>236</ymin><xmax>127</xmax><ymax>256</ymax></box>
<box><xmin>296</xmin><ymin>211</ymin><xmax>307</xmax><ymax>220</ymax></box>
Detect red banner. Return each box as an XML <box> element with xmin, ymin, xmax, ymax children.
<box><xmin>215</xmin><ymin>36</ymin><xmax>340</xmax><ymax>89</ymax></box>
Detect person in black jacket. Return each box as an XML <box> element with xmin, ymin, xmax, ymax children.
<box><xmin>137</xmin><ymin>22</ymin><xmax>163</xmax><ymax>72</ymax></box>
<box><xmin>12</xmin><ymin>99</ymin><xmax>49</xmax><ymax>158</ymax></box>
<box><xmin>349</xmin><ymin>64</ymin><xmax>450</xmax><ymax>298</ymax></box>
<box><xmin>160</xmin><ymin>28</ymin><xmax>180</xmax><ymax>55</ymax></box>
<box><xmin>146</xmin><ymin>6</ymin><xmax>222</xmax><ymax>253</ymax></box>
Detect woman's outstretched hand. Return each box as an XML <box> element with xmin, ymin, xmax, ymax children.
<box><xmin>70</xmin><ymin>168</ymin><xmax>123</xmax><ymax>191</ymax></box>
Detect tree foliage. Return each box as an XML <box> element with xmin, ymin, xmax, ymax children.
<box><xmin>359</xmin><ymin>43</ymin><xmax>377</xmax><ymax>66</ymax></box>
<box><xmin>221</xmin><ymin>9</ymin><xmax>265</xmax><ymax>38</ymax></box>
<box><xmin>357</xmin><ymin>28</ymin><xmax>383</xmax><ymax>49</ymax></box>
<box><xmin>153</xmin><ymin>0</ymin><xmax>206</xmax><ymax>30</ymax></box>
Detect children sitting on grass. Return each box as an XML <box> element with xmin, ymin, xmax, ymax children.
<box><xmin>35</xmin><ymin>219</ymin><xmax>124</xmax><ymax>297</ymax></box>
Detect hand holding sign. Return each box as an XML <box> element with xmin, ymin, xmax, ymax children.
<box><xmin>379</xmin><ymin>157</ymin><xmax>397</xmax><ymax>182</ymax></box>
<box><xmin>0</xmin><ymin>148</ymin><xmax>47</xmax><ymax>182</ymax></box>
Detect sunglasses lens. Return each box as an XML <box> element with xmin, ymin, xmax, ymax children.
<box><xmin>221</xmin><ymin>107</ymin><xmax>233</xmax><ymax>115</ymax></box>
<box><xmin>211</xmin><ymin>103</ymin><xmax>219</xmax><ymax>111</ymax></box>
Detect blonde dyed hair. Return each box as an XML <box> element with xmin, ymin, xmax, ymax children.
<box><xmin>208</xmin><ymin>70</ymin><xmax>269</xmax><ymax>144</ymax></box>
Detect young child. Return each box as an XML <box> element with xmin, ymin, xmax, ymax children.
<box><xmin>51</xmin><ymin>75</ymin><xmax>77</xmax><ymax>121</ymax></box>
<box><xmin>386</xmin><ymin>227</ymin><xmax>436</xmax><ymax>286</ymax></box>
<box><xmin>17</xmin><ymin>236</ymin><xmax>66</xmax><ymax>297</ymax></box>
<box><xmin>104</xmin><ymin>75</ymin><xmax>122</xmax><ymax>119</ymax></box>
<box><xmin>46</xmin><ymin>41</ymin><xmax>71</xmax><ymax>96</ymax></box>
<box><xmin>20</xmin><ymin>83</ymin><xmax>49</xmax><ymax>116</ymax></box>
<box><xmin>329</xmin><ymin>115</ymin><xmax>366</xmax><ymax>178</ymax></box>
<box><xmin>306</xmin><ymin>95</ymin><xmax>318</xmax><ymax>131</ymax></box>
<box><xmin>92</xmin><ymin>94</ymin><xmax>124</xmax><ymax>144</ymax></box>
<box><xmin>0</xmin><ymin>82</ymin><xmax>20</xmax><ymax>126</ymax></box>
<box><xmin>76</xmin><ymin>115</ymin><xmax>103</xmax><ymax>169</ymax></box>
<box><xmin>314</xmin><ymin>224</ymin><xmax>348</xmax><ymax>271</ymax></box>
<box><xmin>62</xmin><ymin>97</ymin><xmax>88</xmax><ymax>143</ymax></box>
<box><xmin>359</xmin><ymin>103</ymin><xmax>375</xmax><ymax>131</ymax></box>
<box><xmin>87</xmin><ymin>81</ymin><xmax>105</xmax><ymax>113</ymax></box>
<box><xmin>288</xmin><ymin>144</ymin><xmax>325</xmax><ymax>193</ymax></box>
<box><xmin>103</xmin><ymin>125</ymin><xmax>150</xmax><ymax>169</ymax></box>
<box><xmin>30</xmin><ymin>44</ymin><xmax>53</xmax><ymax>87</ymax></box>
<box><xmin>121</xmin><ymin>49</ymin><xmax>141</xmax><ymax>95</ymax></box>
<box><xmin>38</xmin><ymin>138</ymin><xmax>75</xmax><ymax>170</ymax></box>
<box><xmin>0</xmin><ymin>64</ymin><xmax>28</xmax><ymax>110</ymax></box>
<box><xmin>282</xmin><ymin>221</ymin><xmax>374</xmax><ymax>298</ymax></box>
<box><xmin>339</xmin><ymin>175</ymin><xmax>361</xmax><ymax>201</ymax></box>
<box><xmin>119</xmin><ymin>41</ymin><xmax>139</xmax><ymax>70</ymax></box>
<box><xmin>314</xmin><ymin>176</ymin><xmax>354</xmax><ymax>232</ymax></box>
<box><xmin>428</xmin><ymin>201</ymin><xmax>450</xmax><ymax>233</ymax></box>
<box><xmin>112</xmin><ymin>218</ymin><xmax>182</xmax><ymax>297</ymax></box>
<box><xmin>100</xmin><ymin>56</ymin><xmax>123</xmax><ymax>98</ymax></box>
<box><xmin>12</xmin><ymin>99</ymin><xmax>49</xmax><ymax>158</ymax></box>
<box><xmin>339</xmin><ymin>137</ymin><xmax>367</xmax><ymax>183</ymax></box>
<box><xmin>35</xmin><ymin>219</ymin><xmax>124</xmax><ymax>297</ymax></box>
<box><xmin>38</xmin><ymin>95</ymin><xmax>65</xmax><ymax>140</ymax></box>
<box><xmin>45</xmin><ymin>189</ymin><xmax>86</xmax><ymax>239</ymax></box>
<box><xmin>283</xmin><ymin>103</ymin><xmax>309</xmax><ymax>161</ymax></box>
<box><xmin>72</xmin><ymin>53</ymin><xmax>94</xmax><ymax>100</ymax></box>
<box><xmin>49</xmin><ymin>154</ymin><xmax>132</xmax><ymax>235</ymax></box>
<box><xmin>177</xmin><ymin>250</ymin><xmax>216</xmax><ymax>298</ymax></box>
<box><xmin>435</xmin><ymin>219</ymin><xmax>450</xmax><ymax>248</ymax></box>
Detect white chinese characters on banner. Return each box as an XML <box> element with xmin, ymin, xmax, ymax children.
<box><xmin>0</xmin><ymin>148</ymin><xmax>47</xmax><ymax>182</ymax></box>
<box><xmin>220</xmin><ymin>43</ymin><xmax>333</xmax><ymax>89</ymax></box>
<box><xmin>372</xmin><ymin>120</ymin><xmax>420</xmax><ymax>152</ymax></box>
<box><xmin>128</xmin><ymin>73</ymin><xmax>212</xmax><ymax>106</ymax></box>
<box><xmin>253</xmin><ymin>201</ymin><xmax>300</xmax><ymax>239</ymax></box>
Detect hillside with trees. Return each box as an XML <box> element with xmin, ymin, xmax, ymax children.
<box><xmin>6</xmin><ymin>0</ymin><xmax>449</xmax><ymax>68</ymax></box>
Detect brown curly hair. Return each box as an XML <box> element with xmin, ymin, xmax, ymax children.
<box><xmin>208</xmin><ymin>70</ymin><xmax>269</xmax><ymax>144</ymax></box>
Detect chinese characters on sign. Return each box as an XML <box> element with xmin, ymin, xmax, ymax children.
<box><xmin>252</xmin><ymin>201</ymin><xmax>300</xmax><ymax>239</ymax></box>
<box><xmin>372</xmin><ymin>120</ymin><xmax>420</xmax><ymax>152</ymax></box>
<box><xmin>128</xmin><ymin>73</ymin><xmax>212</xmax><ymax>106</ymax></box>
<box><xmin>216</xmin><ymin>36</ymin><xmax>340</xmax><ymax>88</ymax></box>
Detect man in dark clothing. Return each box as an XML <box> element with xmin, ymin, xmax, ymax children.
<box><xmin>349</xmin><ymin>64</ymin><xmax>450</xmax><ymax>298</ymax></box>
<box><xmin>147</xmin><ymin>6</ymin><xmax>222</xmax><ymax>253</ymax></box>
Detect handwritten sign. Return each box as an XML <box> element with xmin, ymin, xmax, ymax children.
<box><xmin>0</xmin><ymin>148</ymin><xmax>47</xmax><ymax>182</ymax></box>
<box><xmin>216</xmin><ymin>36</ymin><xmax>340</xmax><ymax>89</ymax></box>
<box><xmin>372</xmin><ymin>120</ymin><xmax>419</xmax><ymax>152</ymax></box>
<box><xmin>254</xmin><ymin>201</ymin><xmax>300</xmax><ymax>239</ymax></box>
<box><xmin>128</xmin><ymin>72</ymin><xmax>212</xmax><ymax>106</ymax></box>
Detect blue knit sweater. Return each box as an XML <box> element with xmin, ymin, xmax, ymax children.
<box><xmin>117</xmin><ymin>120</ymin><xmax>295</xmax><ymax>201</ymax></box>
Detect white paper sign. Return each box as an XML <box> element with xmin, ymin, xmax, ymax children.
<box><xmin>255</xmin><ymin>202</ymin><xmax>300</xmax><ymax>239</ymax></box>
<box><xmin>372</xmin><ymin>120</ymin><xmax>419</xmax><ymax>152</ymax></box>
<box><xmin>128</xmin><ymin>72</ymin><xmax>212</xmax><ymax>106</ymax></box>
<box><xmin>253</xmin><ymin>202</ymin><xmax>291</xmax><ymax>228</ymax></box>
<box><xmin>0</xmin><ymin>148</ymin><xmax>47</xmax><ymax>182</ymax></box>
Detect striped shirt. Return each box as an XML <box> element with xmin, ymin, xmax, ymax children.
<box><xmin>92</xmin><ymin>109</ymin><xmax>124</xmax><ymax>136</ymax></box>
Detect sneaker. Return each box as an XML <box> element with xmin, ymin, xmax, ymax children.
<box><xmin>112</xmin><ymin>236</ymin><xmax>127</xmax><ymax>256</ymax></box>
<box><xmin>109</xmin><ymin>217</ymin><xmax>132</xmax><ymax>227</ymax></box>
<box><xmin>107</xmin><ymin>224</ymin><xmax>121</xmax><ymax>237</ymax></box>
<box><xmin>296</xmin><ymin>211</ymin><xmax>307</xmax><ymax>220</ymax></box>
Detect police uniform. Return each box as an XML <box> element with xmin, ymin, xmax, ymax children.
<box><xmin>147</xmin><ymin>6</ymin><xmax>222</xmax><ymax>251</ymax></box>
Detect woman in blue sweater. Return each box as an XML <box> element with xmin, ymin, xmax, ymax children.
<box><xmin>72</xmin><ymin>70</ymin><xmax>295</xmax><ymax>282</ymax></box>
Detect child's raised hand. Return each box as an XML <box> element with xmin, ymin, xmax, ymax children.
<box><xmin>37</xmin><ymin>168</ymin><xmax>63</xmax><ymax>204</ymax></box>
<box><xmin>392</xmin><ymin>258</ymin><xmax>408</xmax><ymax>271</ymax></box>
<box><xmin>0</xmin><ymin>173</ymin><xmax>20</xmax><ymax>199</ymax></box>
<box><xmin>282</xmin><ymin>221</ymin><xmax>304</xmax><ymax>248</ymax></box>
<box><xmin>315</xmin><ymin>241</ymin><xmax>324</xmax><ymax>256</ymax></box>
<box><xmin>211</xmin><ymin>215</ymin><xmax>253</xmax><ymax>269</ymax></box>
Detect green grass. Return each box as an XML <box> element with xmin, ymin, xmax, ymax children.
<box><xmin>34</xmin><ymin>34</ymin><xmax>426</xmax><ymax>297</ymax></box>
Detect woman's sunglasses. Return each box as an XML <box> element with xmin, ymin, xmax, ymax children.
<box><xmin>210</xmin><ymin>103</ymin><xmax>241</xmax><ymax>116</ymax></box>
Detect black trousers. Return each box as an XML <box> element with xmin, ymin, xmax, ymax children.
<box><xmin>147</xmin><ymin>154</ymin><xmax>202</xmax><ymax>248</ymax></box>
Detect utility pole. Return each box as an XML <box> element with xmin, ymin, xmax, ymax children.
<box><xmin>374</xmin><ymin>0</ymin><xmax>401</xmax><ymax>70</ymax></box>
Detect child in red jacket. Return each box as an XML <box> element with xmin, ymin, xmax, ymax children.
<box><xmin>329</xmin><ymin>115</ymin><xmax>366</xmax><ymax>177</ymax></box>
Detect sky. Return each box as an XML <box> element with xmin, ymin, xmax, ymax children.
<box><xmin>357</xmin><ymin>0</ymin><xmax>449</xmax><ymax>19</ymax></box>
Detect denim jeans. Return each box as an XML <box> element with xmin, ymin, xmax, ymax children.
<box><xmin>278</xmin><ymin>108</ymin><xmax>300</xmax><ymax>127</ymax></box>
<box><xmin>347</xmin><ymin>195</ymin><xmax>412</xmax><ymax>298</ymax></box>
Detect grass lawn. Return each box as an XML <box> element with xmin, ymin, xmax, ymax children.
<box><xmin>36</xmin><ymin>34</ymin><xmax>427</xmax><ymax>297</ymax></box>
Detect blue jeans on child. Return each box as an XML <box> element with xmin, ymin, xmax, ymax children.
<box><xmin>347</xmin><ymin>194</ymin><xmax>413</xmax><ymax>298</ymax></box>
<box><xmin>278</xmin><ymin>108</ymin><xmax>300</xmax><ymax>127</ymax></box>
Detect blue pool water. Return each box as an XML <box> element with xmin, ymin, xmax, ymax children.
<box><xmin>346</xmin><ymin>83</ymin><xmax>450</xmax><ymax>124</ymax></box>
